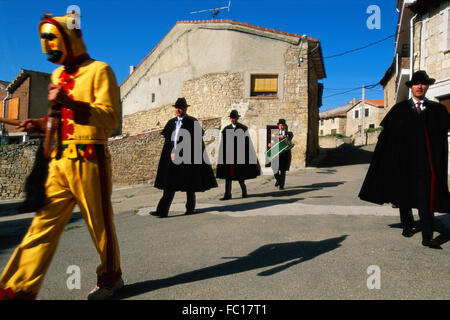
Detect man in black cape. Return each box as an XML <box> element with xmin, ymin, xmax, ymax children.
<box><xmin>153</xmin><ymin>98</ymin><xmax>217</xmax><ymax>217</ymax></box>
<box><xmin>270</xmin><ymin>119</ymin><xmax>294</xmax><ymax>190</ymax></box>
<box><xmin>359</xmin><ymin>70</ymin><xmax>450</xmax><ymax>249</ymax></box>
<box><xmin>216</xmin><ymin>110</ymin><xmax>261</xmax><ymax>200</ymax></box>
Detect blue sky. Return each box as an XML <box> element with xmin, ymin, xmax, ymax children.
<box><xmin>0</xmin><ymin>0</ymin><xmax>398</xmax><ymax>111</ymax></box>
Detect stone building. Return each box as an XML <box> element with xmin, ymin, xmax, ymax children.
<box><xmin>318</xmin><ymin>99</ymin><xmax>356</xmax><ymax>136</ymax></box>
<box><xmin>345</xmin><ymin>99</ymin><xmax>384</xmax><ymax>138</ymax></box>
<box><xmin>120</xmin><ymin>19</ymin><xmax>326</xmax><ymax>169</ymax></box>
<box><xmin>0</xmin><ymin>69</ymin><xmax>51</xmax><ymax>143</ymax></box>
<box><xmin>381</xmin><ymin>0</ymin><xmax>450</xmax><ymax>113</ymax></box>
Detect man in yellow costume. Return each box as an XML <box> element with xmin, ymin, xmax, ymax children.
<box><xmin>0</xmin><ymin>12</ymin><xmax>123</xmax><ymax>300</ymax></box>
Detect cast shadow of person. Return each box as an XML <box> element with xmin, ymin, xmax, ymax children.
<box><xmin>114</xmin><ymin>235</ymin><xmax>348</xmax><ymax>299</ymax></box>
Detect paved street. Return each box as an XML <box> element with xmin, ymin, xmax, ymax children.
<box><xmin>0</xmin><ymin>144</ymin><xmax>449</xmax><ymax>300</ymax></box>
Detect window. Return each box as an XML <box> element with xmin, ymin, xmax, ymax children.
<box><xmin>369</xmin><ymin>124</ymin><xmax>375</xmax><ymax>129</ymax></box>
<box><xmin>320</xmin><ymin>119</ymin><xmax>324</xmax><ymax>126</ymax></box>
<box><xmin>364</xmin><ymin>108</ymin><xmax>370</xmax><ymax>117</ymax></box>
<box><xmin>331</xmin><ymin>129</ymin><xmax>337</xmax><ymax>134</ymax></box>
<box><xmin>331</xmin><ymin>118</ymin><xmax>335</xmax><ymax>124</ymax></box>
<box><xmin>8</xmin><ymin>97</ymin><xmax>19</xmax><ymax>119</ymax></box>
<box><xmin>320</xmin><ymin>130</ymin><xmax>323</xmax><ymax>135</ymax></box>
<box><xmin>152</xmin><ymin>93</ymin><xmax>155</xmax><ymax>103</ymax></box>
<box><xmin>354</xmin><ymin>110</ymin><xmax>359</xmax><ymax>119</ymax></box>
<box><xmin>251</xmin><ymin>74</ymin><xmax>278</xmax><ymax>97</ymax></box>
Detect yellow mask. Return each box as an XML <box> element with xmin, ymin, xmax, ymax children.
<box><xmin>38</xmin><ymin>13</ymin><xmax>87</xmax><ymax>65</ymax></box>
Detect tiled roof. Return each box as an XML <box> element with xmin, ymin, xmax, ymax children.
<box><xmin>176</xmin><ymin>19</ymin><xmax>319</xmax><ymax>42</ymax></box>
<box><xmin>364</xmin><ymin>99</ymin><xmax>384</xmax><ymax>107</ymax></box>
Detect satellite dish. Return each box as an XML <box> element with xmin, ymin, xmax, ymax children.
<box><xmin>190</xmin><ymin>0</ymin><xmax>231</xmax><ymax>19</ymax></box>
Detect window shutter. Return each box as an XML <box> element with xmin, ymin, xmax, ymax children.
<box><xmin>8</xmin><ymin>98</ymin><xmax>19</xmax><ymax>119</ymax></box>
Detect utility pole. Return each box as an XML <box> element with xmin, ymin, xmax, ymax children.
<box><xmin>361</xmin><ymin>85</ymin><xmax>365</xmax><ymax>146</ymax></box>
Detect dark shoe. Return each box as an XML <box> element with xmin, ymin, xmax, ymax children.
<box><xmin>185</xmin><ymin>210</ymin><xmax>196</xmax><ymax>215</ymax></box>
<box><xmin>421</xmin><ymin>239</ymin><xmax>442</xmax><ymax>249</ymax></box>
<box><xmin>242</xmin><ymin>193</ymin><xmax>248</xmax><ymax>198</ymax></box>
<box><xmin>220</xmin><ymin>195</ymin><xmax>231</xmax><ymax>200</ymax></box>
<box><xmin>402</xmin><ymin>228</ymin><xmax>414</xmax><ymax>238</ymax></box>
<box><xmin>279</xmin><ymin>186</ymin><xmax>284</xmax><ymax>190</ymax></box>
<box><xmin>150</xmin><ymin>211</ymin><xmax>167</xmax><ymax>218</ymax></box>
<box><xmin>275</xmin><ymin>181</ymin><xmax>279</xmax><ymax>187</ymax></box>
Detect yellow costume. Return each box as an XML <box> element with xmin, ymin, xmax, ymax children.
<box><xmin>0</xmin><ymin>13</ymin><xmax>121</xmax><ymax>299</ymax></box>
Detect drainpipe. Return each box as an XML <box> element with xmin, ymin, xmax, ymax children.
<box><xmin>409</xmin><ymin>13</ymin><xmax>417</xmax><ymax>99</ymax></box>
<box><xmin>1</xmin><ymin>91</ymin><xmax>11</xmax><ymax>144</ymax></box>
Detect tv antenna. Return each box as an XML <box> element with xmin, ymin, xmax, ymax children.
<box><xmin>190</xmin><ymin>1</ymin><xmax>231</xmax><ymax>19</ymax></box>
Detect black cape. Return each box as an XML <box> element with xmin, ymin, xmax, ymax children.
<box><xmin>216</xmin><ymin>122</ymin><xmax>261</xmax><ymax>180</ymax></box>
<box><xmin>359</xmin><ymin>99</ymin><xmax>450</xmax><ymax>213</ymax></box>
<box><xmin>154</xmin><ymin>115</ymin><xmax>217</xmax><ymax>192</ymax></box>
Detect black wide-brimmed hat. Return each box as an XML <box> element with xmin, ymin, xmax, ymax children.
<box><xmin>229</xmin><ymin>110</ymin><xmax>239</xmax><ymax>118</ymax></box>
<box><xmin>173</xmin><ymin>97</ymin><xmax>190</xmax><ymax>108</ymax></box>
<box><xmin>277</xmin><ymin>119</ymin><xmax>287</xmax><ymax>125</ymax></box>
<box><xmin>405</xmin><ymin>70</ymin><xmax>436</xmax><ymax>87</ymax></box>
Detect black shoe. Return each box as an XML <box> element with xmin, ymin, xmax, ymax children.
<box><xmin>242</xmin><ymin>193</ymin><xmax>248</xmax><ymax>198</ymax></box>
<box><xmin>402</xmin><ymin>228</ymin><xmax>414</xmax><ymax>238</ymax></box>
<box><xmin>279</xmin><ymin>186</ymin><xmax>284</xmax><ymax>190</ymax></box>
<box><xmin>421</xmin><ymin>239</ymin><xmax>442</xmax><ymax>249</ymax></box>
<box><xmin>220</xmin><ymin>195</ymin><xmax>231</xmax><ymax>200</ymax></box>
<box><xmin>150</xmin><ymin>211</ymin><xmax>167</xmax><ymax>218</ymax></box>
<box><xmin>275</xmin><ymin>181</ymin><xmax>279</xmax><ymax>187</ymax></box>
<box><xmin>185</xmin><ymin>210</ymin><xmax>196</xmax><ymax>215</ymax></box>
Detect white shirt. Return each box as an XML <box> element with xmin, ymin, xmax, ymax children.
<box><xmin>173</xmin><ymin>116</ymin><xmax>184</xmax><ymax>145</ymax></box>
<box><xmin>412</xmin><ymin>98</ymin><xmax>425</xmax><ymax>112</ymax></box>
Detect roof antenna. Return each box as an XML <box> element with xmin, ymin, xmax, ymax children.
<box><xmin>190</xmin><ymin>0</ymin><xmax>231</xmax><ymax>19</ymax></box>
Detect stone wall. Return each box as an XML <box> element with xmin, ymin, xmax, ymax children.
<box><xmin>0</xmin><ymin>140</ymin><xmax>39</xmax><ymax>199</ymax></box>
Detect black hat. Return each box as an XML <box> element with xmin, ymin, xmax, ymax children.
<box><xmin>405</xmin><ymin>70</ymin><xmax>435</xmax><ymax>88</ymax></box>
<box><xmin>277</xmin><ymin>119</ymin><xmax>286</xmax><ymax>125</ymax></box>
<box><xmin>173</xmin><ymin>97</ymin><xmax>190</xmax><ymax>108</ymax></box>
<box><xmin>229</xmin><ymin>110</ymin><xmax>239</xmax><ymax>118</ymax></box>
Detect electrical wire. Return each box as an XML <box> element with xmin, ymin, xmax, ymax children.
<box><xmin>323</xmin><ymin>34</ymin><xmax>395</xmax><ymax>59</ymax></box>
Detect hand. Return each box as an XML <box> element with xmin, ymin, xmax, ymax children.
<box><xmin>16</xmin><ymin>119</ymin><xmax>46</xmax><ymax>133</ymax></box>
<box><xmin>267</xmin><ymin>143</ymin><xmax>272</xmax><ymax>148</ymax></box>
<box><xmin>278</xmin><ymin>135</ymin><xmax>285</xmax><ymax>139</ymax></box>
<box><xmin>48</xmin><ymin>83</ymin><xmax>72</xmax><ymax>106</ymax></box>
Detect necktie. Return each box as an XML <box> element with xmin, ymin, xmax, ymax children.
<box><xmin>416</xmin><ymin>102</ymin><xmax>422</xmax><ymax>114</ymax></box>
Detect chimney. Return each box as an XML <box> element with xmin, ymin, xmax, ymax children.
<box><xmin>129</xmin><ymin>66</ymin><xmax>135</xmax><ymax>75</ymax></box>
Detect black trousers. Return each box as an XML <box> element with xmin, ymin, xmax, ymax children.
<box><xmin>224</xmin><ymin>179</ymin><xmax>247</xmax><ymax>197</ymax></box>
<box><xmin>274</xmin><ymin>170</ymin><xmax>286</xmax><ymax>188</ymax></box>
<box><xmin>156</xmin><ymin>189</ymin><xmax>196</xmax><ymax>216</ymax></box>
<box><xmin>399</xmin><ymin>175</ymin><xmax>435</xmax><ymax>240</ymax></box>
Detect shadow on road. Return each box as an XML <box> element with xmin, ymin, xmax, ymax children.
<box><xmin>0</xmin><ymin>212</ymin><xmax>84</xmax><ymax>253</ymax></box>
<box><xmin>314</xmin><ymin>144</ymin><xmax>374</xmax><ymax>168</ymax></box>
<box><xmin>0</xmin><ymin>202</ymin><xmax>30</xmax><ymax>217</ymax></box>
<box><xmin>114</xmin><ymin>235</ymin><xmax>348</xmax><ymax>300</ymax></box>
